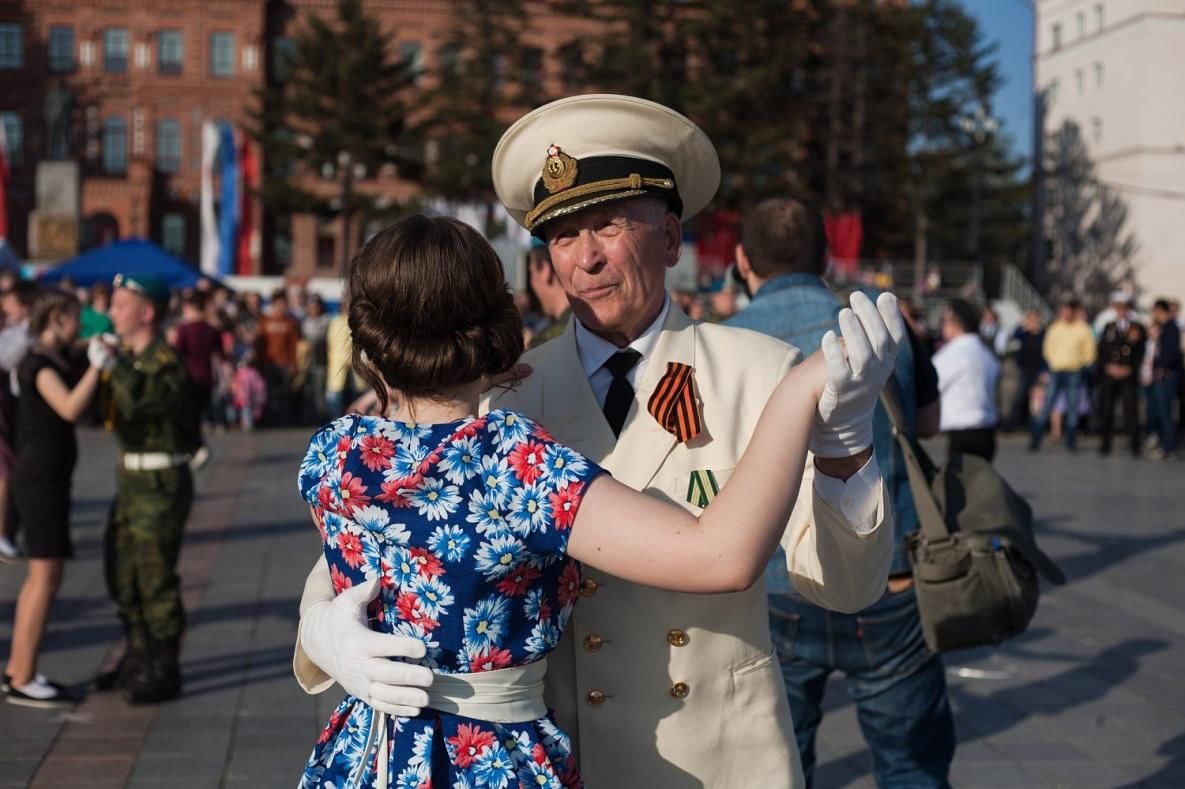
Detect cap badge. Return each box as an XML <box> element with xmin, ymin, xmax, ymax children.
<box><xmin>542</xmin><ymin>144</ymin><xmax>578</xmax><ymax>194</ymax></box>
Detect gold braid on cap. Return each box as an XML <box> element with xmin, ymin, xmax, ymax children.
<box><xmin>525</xmin><ymin>173</ymin><xmax>676</xmax><ymax>230</ymax></box>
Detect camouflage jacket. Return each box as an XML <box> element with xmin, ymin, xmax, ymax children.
<box><xmin>109</xmin><ymin>336</ymin><xmax>200</xmax><ymax>455</ymax></box>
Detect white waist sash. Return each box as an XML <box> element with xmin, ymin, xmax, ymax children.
<box><xmin>366</xmin><ymin>659</ymin><xmax>549</xmax><ymax>789</ymax></box>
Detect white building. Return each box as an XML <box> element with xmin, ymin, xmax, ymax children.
<box><xmin>1036</xmin><ymin>0</ymin><xmax>1185</xmax><ymax>306</ymax></box>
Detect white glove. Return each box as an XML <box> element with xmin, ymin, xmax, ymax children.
<box><xmin>300</xmin><ymin>576</ymin><xmax>435</xmax><ymax>716</ymax></box>
<box><xmin>87</xmin><ymin>336</ymin><xmax>117</xmax><ymax>371</ymax></box>
<box><xmin>811</xmin><ymin>291</ymin><xmax>908</xmax><ymax>458</ymax></box>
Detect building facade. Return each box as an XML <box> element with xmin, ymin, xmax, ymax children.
<box><xmin>1036</xmin><ymin>0</ymin><xmax>1185</xmax><ymax>305</ymax></box>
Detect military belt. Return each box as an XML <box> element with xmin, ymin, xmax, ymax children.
<box><xmin>121</xmin><ymin>452</ymin><xmax>193</xmax><ymax>472</ymax></box>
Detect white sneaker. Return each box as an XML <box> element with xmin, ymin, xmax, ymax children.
<box><xmin>6</xmin><ymin>676</ymin><xmax>77</xmax><ymax>708</ymax></box>
<box><xmin>0</xmin><ymin>535</ymin><xmax>21</xmax><ymax>562</ymax></box>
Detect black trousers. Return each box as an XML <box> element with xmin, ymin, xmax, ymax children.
<box><xmin>1098</xmin><ymin>376</ymin><xmax>1140</xmax><ymax>451</ymax></box>
<box><xmin>947</xmin><ymin>428</ymin><xmax>997</xmax><ymax>461</ymax></box>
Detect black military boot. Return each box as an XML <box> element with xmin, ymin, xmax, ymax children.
<box><xmin>124</xmin><ymin>638</ymin><xmax>182</xmax><ymax>705</ymax></box>
<box><xmin>94</xmin><ymin>626</ymin><xmax>149</xmax><ymax>692</ymax></box>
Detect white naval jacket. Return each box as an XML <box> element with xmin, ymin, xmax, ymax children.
<box><xmin>294</xmin><ymin>305</ymin><xmax>893</xmax><ymax>788</ymax></box>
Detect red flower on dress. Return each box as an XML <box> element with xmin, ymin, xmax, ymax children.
<box><xmin>509</xmin><ymin>441</ymin><xmax>548</xmax><ymax>485</ymax></box>
<box><xmin>319</xmin><ymin>708</ymin><xmax>347</xmax><ymax>744</ymax></box>
<box><xmin>376</xmin><ymin>474</ymin><xmax>422</xmax><ymax>508</ymax></box>
<box><xmin>449</xmin><ymin>723</ymin><xmax>496</xmax><ymax>768</ymax></box>
<box><xmin>496</xmin><ymin>565</ymin><xmax>542</xmax><ymax>597</ymax></box>
<box><xmin>318</xmin><ymin>484</ymin><xmax>336</xmax><ymax>512</ymax></box>
<box><xmin>531</xmin><ymin>742</ymin><xmax>548</xmax><ymax>765</ymax></box>
<box><xmin>329</xmin><ymin>564</ymin><xmax>353</xmax><ymax>594</ymax></box>
<box><xmin>312</xmin><ymin>509</ymin><xmax>328</xmax><ymax>541</ymax></box>
<box><xmin>335</xmin><ymin>436</ymin><xmax>351</xmax><ymax>470</ymax></box>
<box><xmin>455</xmin><ymin>418</ymin><xmax>486</xmax><ymax>440</ymax></box>
<box><xmin>395</xmin><ymin>591</ymin><xmax>439</xmax><ymax>631</ymax></box>
<box><xmin>337</xmin><ymin>472</ymin><xmax>371</xmax><ymax>513</ymax></box>
<box><xmin>409</xmin><ymin>547</ymin><xmax>445</xmax><ymax>579</ymax></box>
<box><xmin>548</xmin><ymin>481</ymin><xmax>584</xmax><ymax>530</ymax></box>
<box><xmin>557</xmin><ymin>562</ymin><xmax>581</xmax><ymax>607</ymax></box>
<box><xmin>337</xmin><ymin>531</ymin><xmax>365</xmax><ymax>568</ymax></box>
<box><xmin>469</xmin><ymin>646</ymin><xmax>513</xmax><ymax>673</ymax></box>
<box><xmin>358</xmin><ymin>435</ymin><xmax>395</xmax><ymax>472</ymax></box>
<box><xmin>532</xmin><ymin>423</ymin><xmax>555</xmax><ymax>443</ymax></box>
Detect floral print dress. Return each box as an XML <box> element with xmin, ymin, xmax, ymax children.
<box><xmin>298</xmin><ymin>410</ymin><xmax>603</xmax><ymax>789</ymax></box>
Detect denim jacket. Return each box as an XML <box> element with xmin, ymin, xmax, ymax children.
<box><xmin>725</xmin><ymin>273</ymin><xmax>918</xmax><ymax>591</ymax></box>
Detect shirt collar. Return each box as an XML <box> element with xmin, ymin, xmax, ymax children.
<box><xmin>753</xmin><ymin>272</ymin><xmax>829</xmax><ymax>300</ymax></box>
<box><xmin>575</xmin><ymin>295</ymin><xmax>671</xmax><ymax>380</ymax></box>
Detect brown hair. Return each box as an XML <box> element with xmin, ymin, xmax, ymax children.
<box><xmin>29</xmin><ymin>289</ymin><xmax>79</xmax><ymax>335</ymax></box>
<box><xmin>740</xmin><ymin>197</ymin><xmax>828</xmax><ymax>278</ymax></box>
<box><xmin>347</xmin><ymin>215</ymin><xmax>523</xmax><ymax>411</ymax></box>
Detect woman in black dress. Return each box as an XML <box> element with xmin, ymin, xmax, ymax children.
<box><xmin>3</xmin><ymin>289</ymin><xmax>115</xmax><ymax>707</ymax></box>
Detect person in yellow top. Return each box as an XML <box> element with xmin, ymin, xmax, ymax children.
<box><xmin>1031</xmin><ymin>299</ymin><xmax>1097</xmax><ymax>451</ymax></box>
<box><xmin>324</xmin><ymin>304</ymin><xmax>353</xmax><ymax>417</ymax></box>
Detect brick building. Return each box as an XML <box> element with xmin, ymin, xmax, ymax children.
<box><xmin>0</xmin><ymin>0</ymin><xmax>605</xmax><ymax>276</ymax></box>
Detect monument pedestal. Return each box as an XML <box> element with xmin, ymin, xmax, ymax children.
<box><xmin>28</xmin><ymin>161</ymin><xmax>80</xmax><ymax>260</ymax></box>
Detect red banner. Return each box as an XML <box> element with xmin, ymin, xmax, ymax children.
<box><xmin>823</xmin><ymin>211</ymin><xmax>862</xmax><ymax>277</ymax></box>
<box><xmin>237</xmin><ymin>135</ymin><xmax>257</xmax><ymax>275</ymax></box>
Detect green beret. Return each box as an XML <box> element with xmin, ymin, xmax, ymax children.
<box><xmin>113</xmin><ymin>273</ymin><xmax>170</xmax><ymax>307</ymax></box>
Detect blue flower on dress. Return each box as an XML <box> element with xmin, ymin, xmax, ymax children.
<box><xmin>319</xmin><ymin>510</ymin><xmax>347</xmax><ymax>543</ymax></box>
<box><xmin>387</xmin><ymin>441</ymin><xmax>428</xmax><ymax>481</ymax></box>
<box><xmin>381</xmin><ymin>420</ymin><xmax>432</xmax><ymax>445</ymax></box>
<box><xmin>360</xmin><ymin>539</ymin><xmax>385</xmax><ymax>581</ymax></box>
<box><xmin>386</xmin><ymin>546</ymin><xmax>419</xmax><ymax>590</ymax></box>
<box><xmin>488</xmin><ymin>410</ymin><xmax>532</xmax><ymax>453</ymax></box>
<box><xmin>523</xmin><ymin>588</ymin><xmax>548</xmax><ymax>622</ymax></box>
<box><xmin>524</xmin><ymin>621</ymin><xmax>561</xmax><ymax>656</ymax></box>
<box><xmin>508</xmin><ymin>483</ymin><xmax>551</xmax><ymax>536</ymax></box>
<box><xmin>466</xmin><ymin>489</ymin><xmax>510</xmax><ymax>537</ymax></box>
<box><xmin>537</xmin><ymin>717</ymin><xmax>573</xmax><ymax>762</ymax></box>
<box><xmin>299</xmin><ymin>428</ymin><xmax>338</xmax><ymax>491</ymax></box>
<box><xmin>539</xmin><ymin>443</ymin><xmax>589</xmax><ymax>489</ymax></box>
<box><xmin>474</xmin><ymin>535</ymin><xmax>527</xmax><ymax>581</ymax></box>
<box><xmin>393</xmin><ymin>620</ymin><xmax>440</xmax><ymax>663</ymax></box>
<box><xmin>472</xmin><ymin>742</ymin><xmax>516</xmax><ymax>789</ymax></box>
<box><xmin>395</xmin><ymin>764</ymin><xmax>428</xmax><ymax>789</ymax></box>
<box><xmin>409</xmin><ymin>477</ymin><xmax>461</xmax><ymax>521</ymax></box>
<box><xmin>411</xmin><ymin>574</ymin><xmax>454</xmax><ymax>619</ymax></box>
<box><xmin>479</xmin><ymin>456</ymin><xmax>514</xmax><ymax>507</ymax></box>
<box><xmin>518</xmin><ymin>761</ymin><xmax>562</xmax><ymax>789</ymax></box>
<box><xmin>353</xmin><ymin>505</ymin><xmax>411</xmax><ymax>546</ymax></box>
<box><xmin>428</xmin><ymin>524</ymin><xmax>470</xmax><ymax>563</ymax></box>
<box><xmin>407</xmin><ymin>723</ymin><xmax>434</xmax><ymax>769</ymax></box>
<box><xmin>463</xmin><ymin>595</ymin><xmax>510</xmax><ymax>650</ymax></box>
<box><xmin>440</xmin><ymin>436</ymin><xmax>483</xmax><ymax>485</ymax></box>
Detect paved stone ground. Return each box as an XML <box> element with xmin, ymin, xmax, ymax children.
<box><xmin>0</xmin><ymin>427</ymin><xmax>1181</xmax><ymax>788</ymax></box>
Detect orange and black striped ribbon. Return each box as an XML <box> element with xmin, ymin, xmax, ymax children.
<box><xmin>647</xmin><ymin>362</ymin><xmax>702</xmax><ymax>443</ymax></box>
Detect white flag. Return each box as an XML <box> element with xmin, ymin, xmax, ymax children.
<box><xmin>200</xmin><ymin>121</ymin><xmax>220</xmax><ymax>276</ymax></box>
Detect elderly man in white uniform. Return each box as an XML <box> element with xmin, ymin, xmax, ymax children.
<box><xmin>292</xmin><ymin>95</ymin><xmax>901</xmax><ymax>788</ymax></box>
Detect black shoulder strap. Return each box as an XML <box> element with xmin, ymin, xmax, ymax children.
<box><xmin>879</xmin><ymin>385</ymin><xmax>949</xmax><ymax>542</ymax></box>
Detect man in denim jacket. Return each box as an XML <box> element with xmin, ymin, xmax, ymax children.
<box><xmin>726</xmin><ymin>197</ymin><xmax>955</xmax><ymax>788</ymax></box>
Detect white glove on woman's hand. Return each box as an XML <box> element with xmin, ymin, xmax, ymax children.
<box><xmin>811</xmin><ymin>291</ymin><xmax>908</xmax><ymax>458</ymax></box>
<box><xmin>300</xmin><ymin>576</ymin><xmax>435</xmax><ymax>716</ymax></box>
<box><xmin>86</xmin><ymin>336</ymin><xmax>117</xmax><ymax>371</ymax></box>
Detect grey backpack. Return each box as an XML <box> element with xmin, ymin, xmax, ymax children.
<box><xmin>881</xmin><ymin>389</ymin><xmax>1065</xmax><ymax>653</ymax></box>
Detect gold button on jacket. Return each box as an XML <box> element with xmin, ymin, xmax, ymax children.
<box><xmin>580</xmin><ymin>577</ymin><xmax>599</xmax><ymax>597</ymax></box>
<box><xmin>670</xmin><ymin>682</ymin><xmax>690</xmax><ymax>699</ymax></box>
<box><xmin>583</xmin><ymin>633</ymin><xmax>604</xmax><ymax>652</ymax></box>
<box><xmin>667</xmin><ymin>628</ymin><xmax>688</xmax><ymax>647</ymax></box>
<box><xmin>586</xmin><ymin>689</ymin><xmax>606</xmax><ymax>707</ymax></box>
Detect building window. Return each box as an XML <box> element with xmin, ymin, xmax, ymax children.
<box><xmin>159</xmin><ymin>30</ymin><xmax>182</xmax><ymax>74</ymax></box>
<box><xmin>210</xmin><ymin>32</ymin><xmax>234</xmax><ymax>77</ymax></box>
<box><xmin>1045</xmin><ymin>79</ymin><xmax>1059</xmax><ymax>106</ymax></box>
<box><xmin>1094</xmin><ymin>61</ymin><xmax>1103</xmax><ymax>88</ymax></box>
<box><xmin>1076</xmin><ymin>12</ymin><xmax>1085</xmax><ymax>38</ymax></box>
<box><xmin>49</xmin><ymin>26</ymin><xmax>74</xmax><ymax>72</ymax></box>
<box><xmin>399</xmin><ymin>41</ymin><xmax>422</xmax><ymax>84</ymax></box>
<box><xmin>1075</xmin><ymin>68</ymin><xmax>1084</xmax><ymax>94</ymax></box>
<box><xmin>104</xmin><ymin>28</ymin><xmax>128</xmax><ymax>73</ymax></box>
<box><xmin>1091</xmin><ymin>117</ymin><xmax>1102</xmax><ymax>143</ymax></box>
<box><xmin>559</xmin><ymin>42</ymin><xmax>583</xmax><ymax>92</ymax></box>
<box><xmin>161</xmin><ymin>213</ymin><xmax>186</xmax><ymax>257</ymax></box>
<box><xmin>102</xmin><ymin>116</ymin><xmax>127</xmax><ymax>174</ymax></box>
<box><xmin>156</xmin><ymin>119</ymin><xmax>182</xmax><ymax>174</ymax></box>
<box><xmin>0</xmin><ymin>23</ymin><xmax>22</xmax><ymax>70</ymax></box>
<box><xmin>521</xmin><ymin>47</ymin><xmax>543</xmax><ymax>96</ymax></box>
<box><xmin>1095</xmin><ymin>4</ymin><xmax>1104</xmax><ymax>31</ymax></box>
<box><xmin>1052</xmin><ymin>23</ymin><xmax>1062</xmax><ymax>51</ymax></box>
<box><xmin>0</xmin><ymin>113</ymin><xmax>22</xmax><ymax>165</ymax></box>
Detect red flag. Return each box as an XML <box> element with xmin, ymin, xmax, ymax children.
<box><xmin>0</xmin><ymin>122</ymin><xmax>10</xmax><ymax>240</ymax></box>
<box><xmin>823</xmin><ymin>212</ymin><xmax>863</xmax><ymax>277</ymax></box>
<box><xmin>237</xmin><ymin>136</ymin><xmax>257</xmax><ymax>275</ymax></box>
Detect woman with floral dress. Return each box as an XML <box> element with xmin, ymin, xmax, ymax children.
<box><xmin>297</xmin><ymin>216</ymin><xmax>903</xmax><ymax>788</ymax></box>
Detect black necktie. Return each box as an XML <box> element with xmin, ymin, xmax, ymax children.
<box><xmin>602</xmin><ymin>349</ymin><xmax>642</xmax><ymax>437</ymax></box>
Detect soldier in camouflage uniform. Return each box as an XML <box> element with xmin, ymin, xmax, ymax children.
<box><xmin>96</xmin><ymin>274</ymin><xmax>199</xmax><ymax>704</ymax></box>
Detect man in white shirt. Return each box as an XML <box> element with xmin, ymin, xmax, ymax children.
<box><xmin>933</xmin><ymin>298</ymin><xmax>1001</xmax><ymax>461</ymax></box>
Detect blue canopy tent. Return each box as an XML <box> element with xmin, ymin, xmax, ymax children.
<box><xmin>38</xmin><ymin>238</ymin><xmax>205</xmax><ymax>289</ymax></box>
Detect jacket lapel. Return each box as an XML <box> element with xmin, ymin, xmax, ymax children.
<box><xmin>537</xmin><ymin>321</ymin><xmax>618</xmax><ymax>464</ymax></box>
<box><xmin>602</xmin><ymin>308</ymin><xmax>698</xmax><ymax>490</ymax></box>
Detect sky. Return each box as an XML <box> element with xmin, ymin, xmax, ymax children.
<box><xmin>955</xmin><ymin>0</ymin><xmax>1036</xmax><ymax>163</ymax></box>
